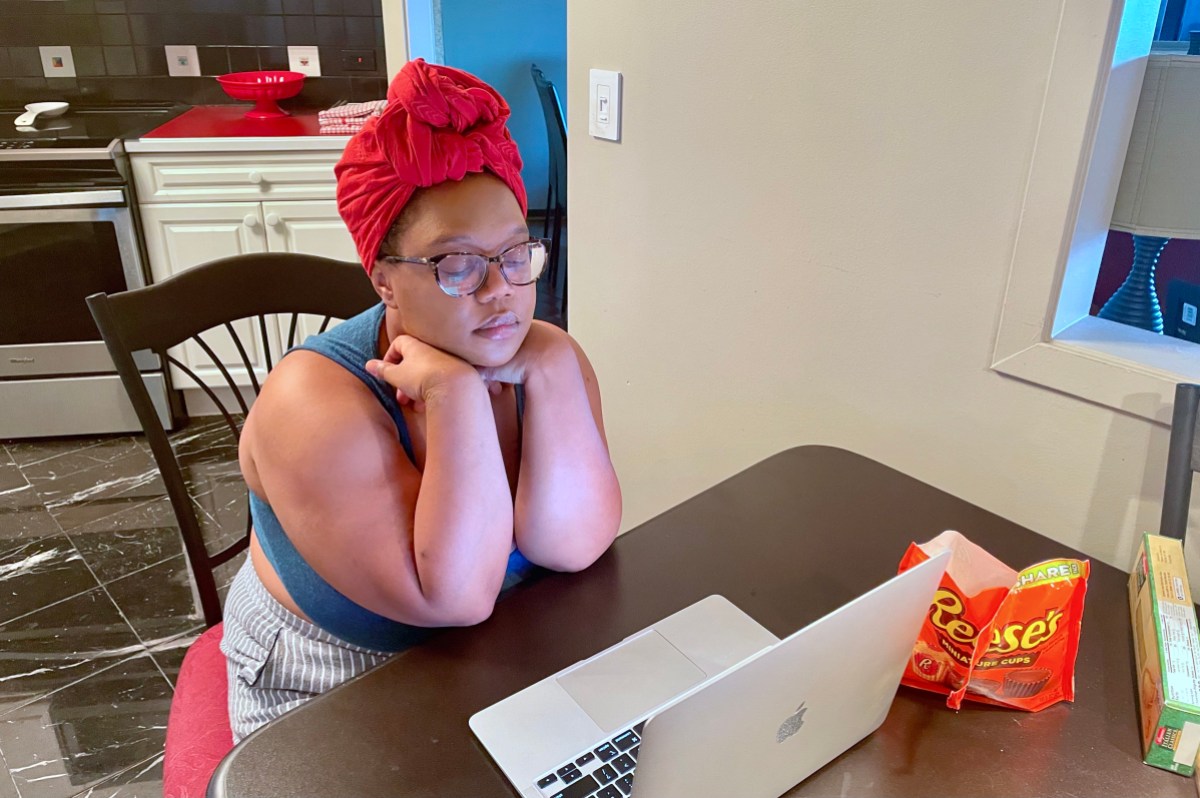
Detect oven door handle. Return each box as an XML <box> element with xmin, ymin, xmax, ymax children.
<box><xmin>0</xmin><ymin>190</ymin><xmax>125</xmax><ymax>210</ymax></box>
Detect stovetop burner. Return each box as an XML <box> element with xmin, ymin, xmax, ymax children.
<box><xmin>0</xmin><ymin>102</ymin><xmax>188</xmax><ymax>155</ymax></box>
<box><xmin>0</xmin><ymin>103</ymin><xmax>189</xmax><ymax>192</ymax></box>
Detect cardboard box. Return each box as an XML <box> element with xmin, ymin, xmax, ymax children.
<box><xmin>1130</xmin><ymin>533</ymin><xmax>1200</xmax><ymax>776</ymax></box>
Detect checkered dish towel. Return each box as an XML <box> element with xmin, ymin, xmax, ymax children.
<box><xmin>318</xmin><ymin>99</ymin><xmax>387</xmax><ymax>135</ymax></box>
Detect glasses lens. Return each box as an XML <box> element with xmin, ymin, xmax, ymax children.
<box><xmin>500</xmin><ymin>241</ymin><xmax>546</xmax><ymax>285</ymax></box>
<box><xmin>435</xmin><ymin>254</ymin><xmax>486</xmax><ymax>296</ymax></box>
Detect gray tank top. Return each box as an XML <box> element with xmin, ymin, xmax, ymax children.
<box><xmin>250</xmin><ymin>303</ymin><xmax>535</xmax><ymax>652</ymax></box>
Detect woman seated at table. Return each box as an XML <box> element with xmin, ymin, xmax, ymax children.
<box><xmin>221</xmin><ymin>59</ymin><xmax>622</xmax><ymax>743</ymax></box>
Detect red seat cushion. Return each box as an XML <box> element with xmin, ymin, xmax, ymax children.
<box><xmin>163</xmin><ymin>623</ymin><xmax>234</xmax><ymax>798</ymax></box>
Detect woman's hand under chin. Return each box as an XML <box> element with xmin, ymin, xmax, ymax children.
<box><xmin>365</xmin><ymin>334</ymin><xmax>479</xmax><ymax>412</ymax></box>
<box><xmin>475</xmin><ymin>320</ymin><xmax>574</xmax><ymax>391</ymax></box>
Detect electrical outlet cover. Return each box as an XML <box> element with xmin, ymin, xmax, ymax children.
<box><xmin>164</xmin><ymin>45</ymin><xmax>200</xmax><ymax>77</ymax></box>
<box><xmin>1165</xmin><ymin>279</ymin><xmax>1200</xmax><ymax>344</ymax></box>
<box><xmin>341</xmin><ymin>49</ymin><xmax>376</xmax><ymax>72</ymax></box>
<box><xmin>288</xmin><ymin>45</ymin><xmax>321</xmax><ymax>77</ymax></box>
<box><xmin>39</xmin><ymin>46</ymin><xmax>76</xmax><ymax>78</ymax></box>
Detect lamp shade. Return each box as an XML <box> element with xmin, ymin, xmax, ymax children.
<box><xmin>1111</xmin><ymin>55</ymin><xmax>1200</xmax><ymax>240</ymax></box>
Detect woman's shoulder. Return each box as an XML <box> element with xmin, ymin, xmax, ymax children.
<box><xmin>241</xmin><ymin>353</ymin><xmax>411</xmax><ymax>510</ymax></box>
<box><xmin>246</xmin><ymin>351</ymin><xmax>398</xmax><ymax>462</ymax></box>
<box><xmin>294</xmin><ymin>303</ymin><xmax>385</xmax><ymax>361</ymax></box>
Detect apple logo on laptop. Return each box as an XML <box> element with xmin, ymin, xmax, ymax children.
<box><xmin>776</xmin><ymin>702</ymin><xmax>807</xmax><ymax>743</ymax></box>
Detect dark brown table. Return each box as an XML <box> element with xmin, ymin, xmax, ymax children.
<box><xmin>209</xmin><ymin>446</ymin><xmax>1190</xmax><ymax>797</ymax></box>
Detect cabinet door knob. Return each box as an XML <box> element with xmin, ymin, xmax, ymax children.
<box><xmin>265</xmin><ymin>212</ymin><xmax>281</xmax><ymax>227</ymax></box>
<box><xmin>243</xmin><ymin>214</ymin><xmax>259</xmax><ymax>228</ymax></box>
<box><xmin>248</xmin><ymin>171</ymin><xmax>263</xmax><ymax>184</ymax></box>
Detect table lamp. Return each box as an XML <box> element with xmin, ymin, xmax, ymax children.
<box><xmin>1101</xmin><ymin>54</ymin><xmax>1200</xmax><ymax>334</ymax></box>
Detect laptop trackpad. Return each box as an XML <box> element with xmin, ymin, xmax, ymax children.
<box><xmin>557</xmin><ymin>630</ymin><xmax>706</xmax><ymax>733</ymax></box>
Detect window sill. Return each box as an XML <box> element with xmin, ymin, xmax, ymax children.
<box><xmin>990</xmin><ymin>0</ymin><xmax>1195</xmax><ymax>427</ymax></box>
<box><xmin>992</xmin><ymin>315</ymin><xmax>1200</xmax><ymax>424</ymax></box>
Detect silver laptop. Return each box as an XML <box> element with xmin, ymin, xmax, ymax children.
<box><xmin>471</xmin><ymin>550</ymin><xmax>950</xmax><ymax>798</ymax></box>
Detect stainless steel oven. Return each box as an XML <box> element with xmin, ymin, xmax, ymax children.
<box><xmin>0</xmin><ymin>105</ymin><xmax>184</xmax><ymax>438</ymax></box>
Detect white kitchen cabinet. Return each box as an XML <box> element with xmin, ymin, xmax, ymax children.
<box><xmin>141</xmin><ymin>201</ymin><xmax>268</xmax><ymax>280</ymax></box>
<box><xmin>139</xmin><ymin>201</ymin><xmax>278</xmax><ymax>390</ymax></box>
<box><xmin>262</xmin><ymin>200</ymin><xmax>356</xmax><ymax>260</ymax></box>
<box><xmin>133</xmin><ymin>151</ymin><xmax>366</xmax><ymax>400</ymax></box>
<box><xmin>262</xmin><ymin>200</ymin><xmax>360</xmax><ymax>348</ymax></box>
<box><xmin>131</xmin><ymin>151</ymin><xmax>339</xmax><ymax>203</ymax></box>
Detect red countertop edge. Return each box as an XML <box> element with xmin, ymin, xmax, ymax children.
<box><xmin>142</xmin><ymin>105</ymin><xmax>350</xmax><ymax>138</ymax></box>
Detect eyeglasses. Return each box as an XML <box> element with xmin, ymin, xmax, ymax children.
<box><xmin>378</xmin><ymin>238</ymin><xmax>550</xmax><ymax>298</ymax></box>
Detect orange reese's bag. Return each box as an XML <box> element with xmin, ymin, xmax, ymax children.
<box><xmin>898</xmin><ymin>530</ymin><xmax>1090</xmax><ymax>711</ymax></box>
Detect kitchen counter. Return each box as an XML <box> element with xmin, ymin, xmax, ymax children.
<box><xmin>125</xmin><ymin>105</ymin><xmax>352</xmax><ymax>153</ymax></box>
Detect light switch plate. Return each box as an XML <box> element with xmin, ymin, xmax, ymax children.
<box><xmin>589</xmin><ymin>68</ymin><xmax>622</xmax><ymax>141</ymax></box>
<box><xmin>164</xmin><ymin>45</ymin><xmax>200</xmax><ymax>77</ymax></box>
<box><xmin>39</xmin><ymin>46</ymin><xmax>76</xmax><ymax>78</ymax></box>
<box><xmin>288</xmin><ymin>45</ymin><xmax>321</xmax><ymax>77</ymax></box>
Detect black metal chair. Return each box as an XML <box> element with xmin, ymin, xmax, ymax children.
<box><xmin>87</xmin><ymin>252</ymin><xmax>379</xmax><ymax>627</ymax></box>
<box><xmin>531</xmin><ymin>63</ymin><xmax>568</xmax><ymax>316</ymax></box>
<box><xmin>1160</xmin><ymin>382</ymin><xmax>1200</xmax><ymax>541</ymax></box>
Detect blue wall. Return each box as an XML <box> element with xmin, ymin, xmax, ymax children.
<box><xmin>438</xmin><ymin>0</ymin><xmax>566</xmax><ymax>213</ymax></box>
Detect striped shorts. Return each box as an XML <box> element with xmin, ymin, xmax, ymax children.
<box><xmin>220</xmin><ymin>557</ymin><xmax>391</xmax><ymax>743</ymax></box>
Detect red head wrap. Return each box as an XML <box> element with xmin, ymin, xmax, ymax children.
<box><xmin>335</xmin><ymin>59</ymin><xmax>528</xmax><ymax>274</ymax></box>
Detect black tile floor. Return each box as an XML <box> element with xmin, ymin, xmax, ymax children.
<box><xmin>0</xmin><ymin>424</ymin><xmax>231</xmax><ymax>798</ymax></box>
<box><xmin>0</xmin><ymin>263</ymin><xmax>568</xmax><ymax>797</ymax></box>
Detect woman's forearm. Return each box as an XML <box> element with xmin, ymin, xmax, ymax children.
<box><xmin>514</xmin><ymin>347</ymin><xmax>621</xmax><ymax>571</ymax></box>
<box><xmin>412</xmin><ymin>374</ymin><xmax>514</xmax><ymax>619</ymax></box>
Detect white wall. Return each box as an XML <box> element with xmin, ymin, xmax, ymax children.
<box><xmin>568</xmin><ymin>0</ymin><xmax>1198</xmax><ymax>570</ymax></box>
<box><xmin>381</xmin><ymin>0</ymin><xmax>411</xmax><ymax>78</ymax></box>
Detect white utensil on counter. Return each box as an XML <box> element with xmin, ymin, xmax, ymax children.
<box><xmin>14</xmin><ymin>102</ymin><xmax>70</xmax><ymax>127</ymax></box>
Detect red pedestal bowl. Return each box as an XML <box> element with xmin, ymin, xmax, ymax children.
<box><xmin>216</xmin><ymin>71</ymin><xmax>305</xmax><ymax>119</ymax></box>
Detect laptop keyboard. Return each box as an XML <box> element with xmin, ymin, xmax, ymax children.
<box><xmin>534</xmin><ymin>721</ymin><xmax>646</xmax><ymax>798</ymax></box>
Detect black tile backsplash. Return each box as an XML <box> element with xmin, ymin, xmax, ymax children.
<box><xmin>228</xmin><ymin>46</ymin><xmax>261</xmax><ymax>74</ymax></box>
<box><xmin>283</xmin><ymin>15</ymin><xmax>316</xmax><ymax>44</ymax></box>
<box><xmin>0</xmin><ymin>1</ymin><xmax>385</xmax><ymax>107</ymax></box>
<box><xmin>3</xmin><ymin>16</ymin><xmax>61</xmax><ymax>47</ymax></box>
<box><xmin>103</xmin><ymin>45</ymin><xmax>137</xmax><ymax>76</ymax></box>
<box><xmin>46</xmin><ymin>76</ymin><xmax>80</xmax><ymax>94</ymax></box>
<box><xmin>196</xmin><ymin>46</ymin><xmax>230</xmax><ymax>78</ymax></box>
<box><xmin>315</xmin><ymin>16</ymin><xmax>346</xmax><ymax>47</ymax></box>
<box><xmin>123</xmin><ymin>0</ymin><xmax>283</xmax><ymax>12</ymax></box>
<box><xmin>9</xmin><ymin>47</ymin><xmax>43</xmax><ymax>78</ymax></box>
<box><xmin>13</xmin><ymin>15</ymin><xmax>101</xmax><ymax>47</ymax></box>
<box><xmin>259</xmin><ymin>46</ymin><xmax>290</xmax><ymax>71</ymax></box>
<box><xmin>0</xmin><ymin>77</ymin><xmax>48</xmax><ymax>95</ymax></box>
<box><xmin>4</xmin><ymin>1</ymin><xmax>90</xmax><ymax>15</ymax></box>
<box><xmin>345</xmin><ymin>16</ymin><xmax>374</xmax><ymax>47</ymax></box>
<box><xmin>196</xmin><ymin>0</ymin><xmax>282</xmax><ymax>13</ymax></box>
<box><xmin>132</xmin><ymin>45</ymin><xmax>165</xmax><ymax>76</ymax></box>
<box><xmin>73</xmin><ymin>46</ymin><xmax>107</xmax><ymax>77</ymax></box>
<box><xmin>258</xmin><ymin>14</ymin><xmax>290</xmax><ymax>45</ymax></box>
<box><xmin>343</xmin><ymin>0</ymin><xmax>374</xmax><ymax>16</ymax></box>
<box><xmin>97</xmin><ymin>14</ymin><xmax>132</xmax><ymax>46</ymax></box>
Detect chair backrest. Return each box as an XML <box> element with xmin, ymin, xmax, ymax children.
<box><xmin>87</xmin><ymin>252</ymin><xmax>380</xmax><ymax>627</ymax></box>
<box><xmin>531</xmin><ymin>63</ymin><xmax>567</xmax><ymax>200</ymax></box>
<box><xmin>1161</xmin><ymin>382</ymin><xmax>1200</xmax><ymax>541</ymax></box>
